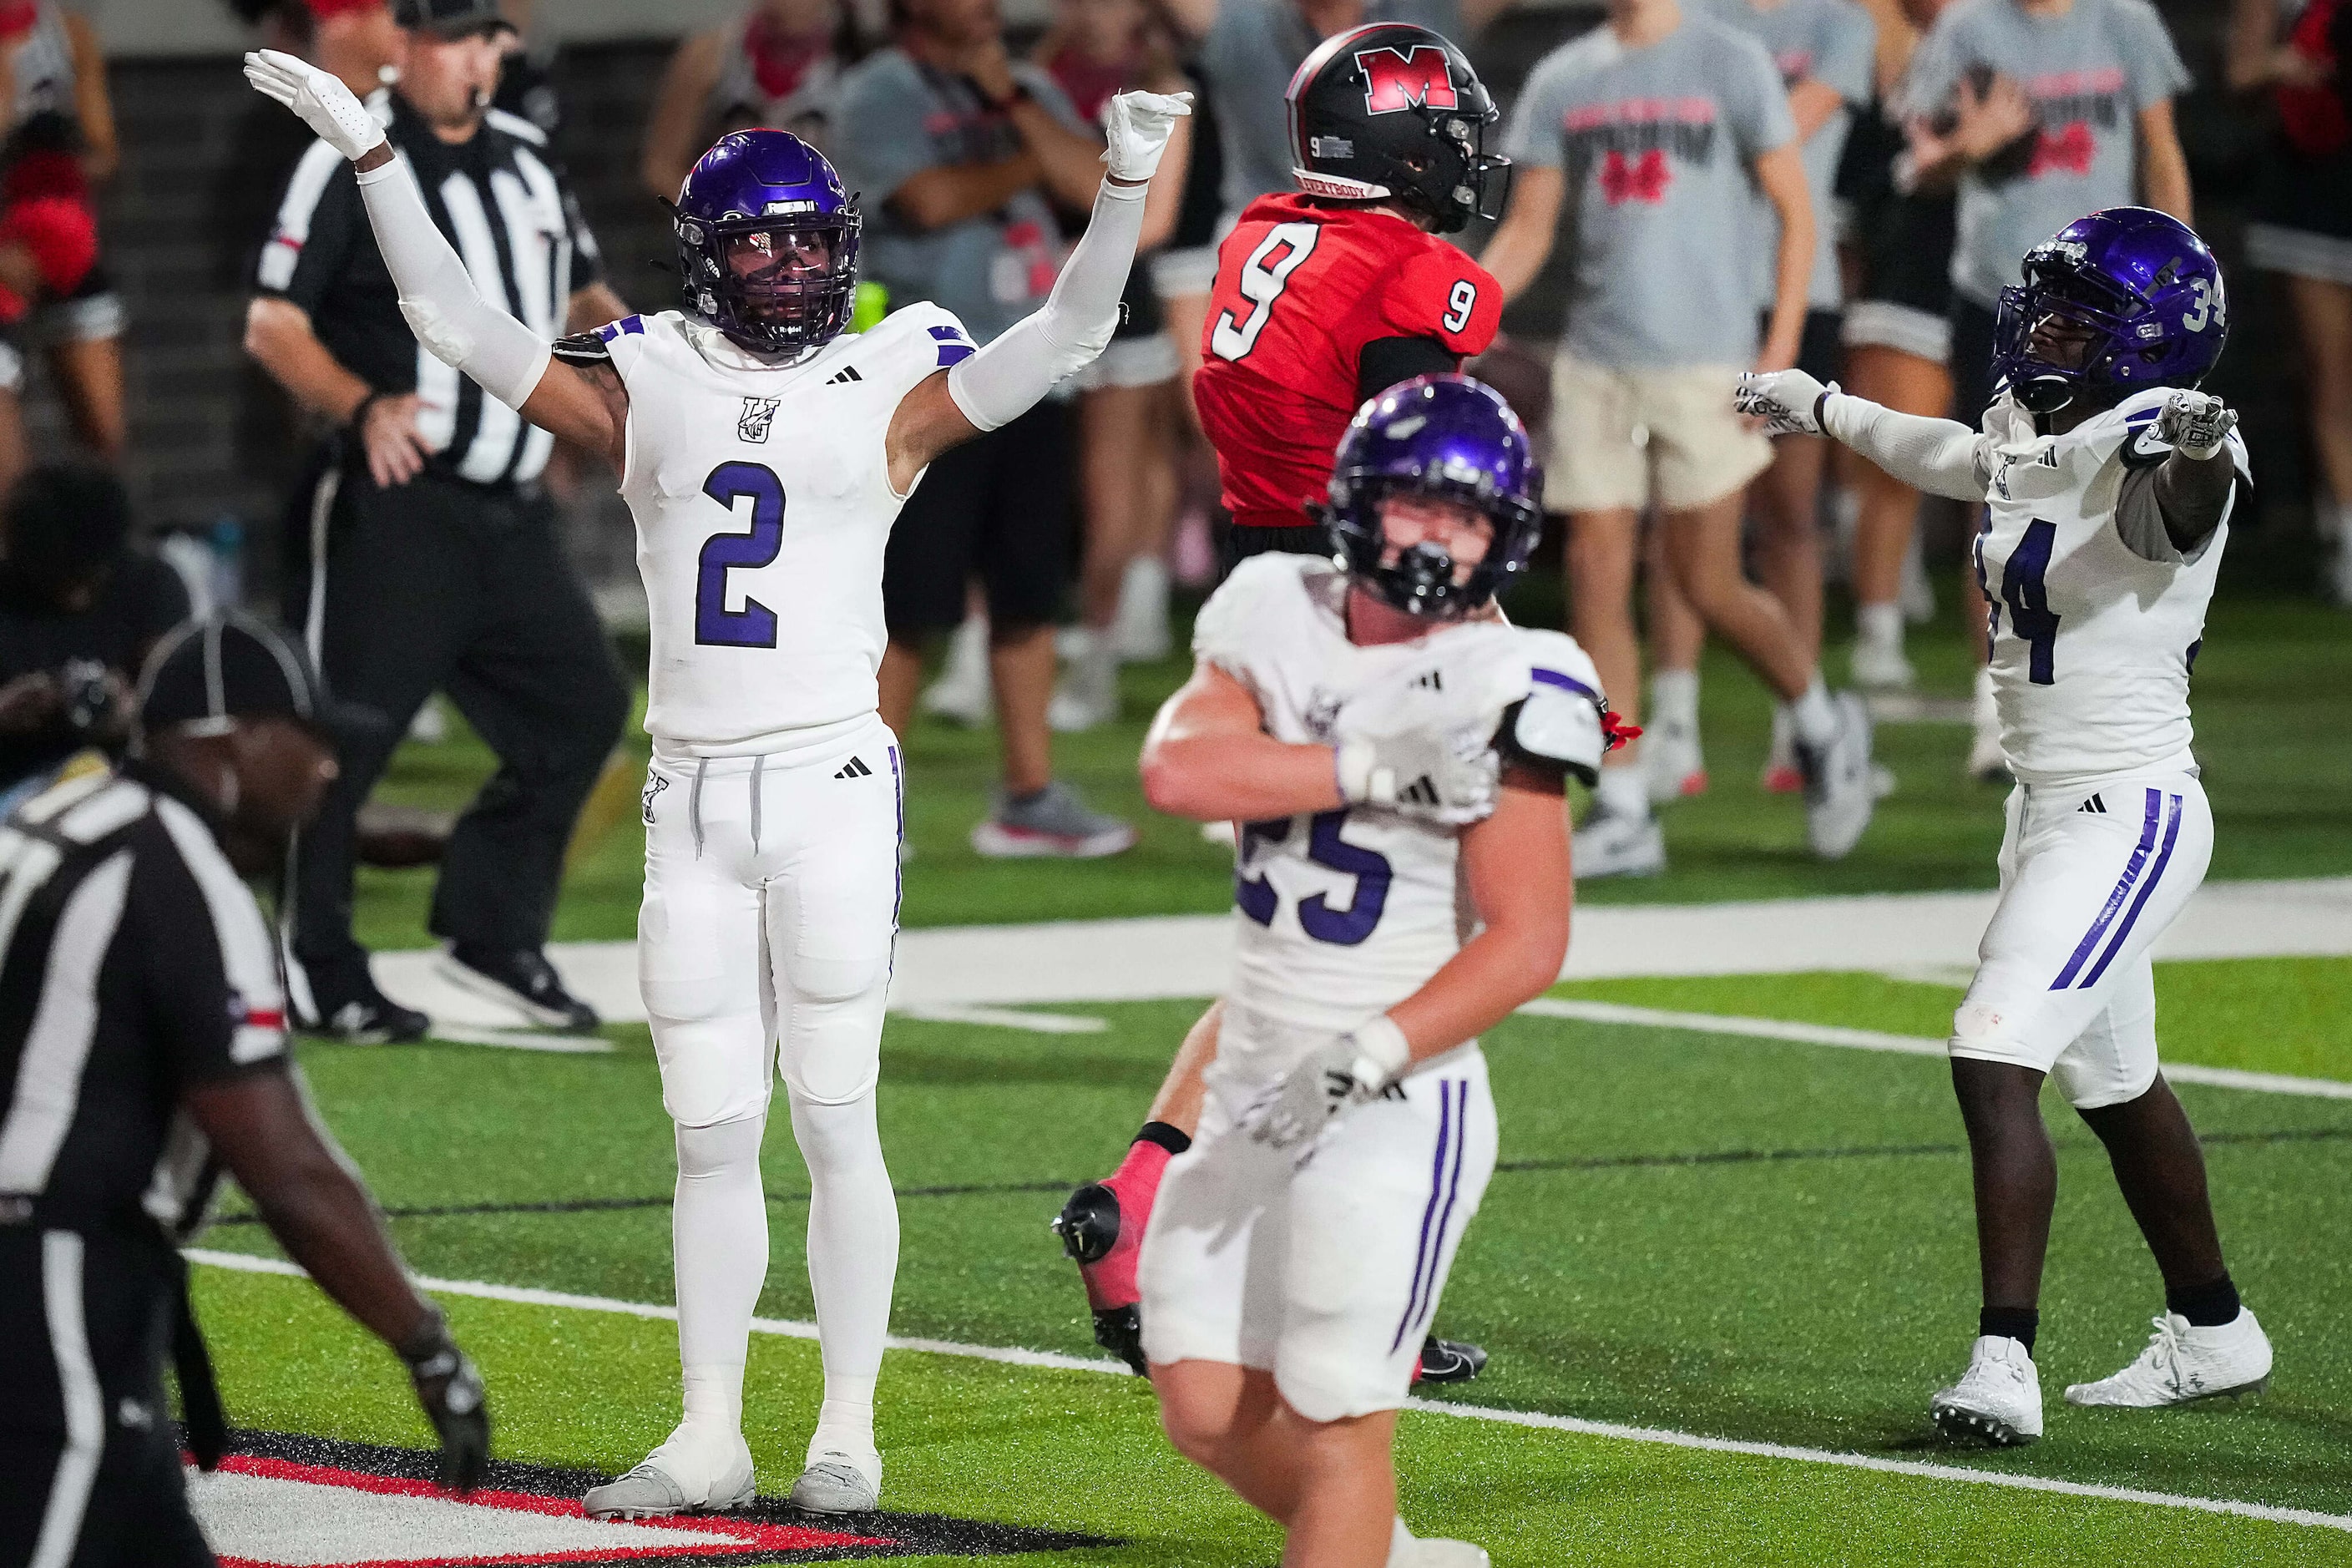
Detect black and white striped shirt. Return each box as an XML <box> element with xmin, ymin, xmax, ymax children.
<box><xmin>257</xmin><ymin>89</ymin><xmax>603</xmax><ymax>488</ymax></box>
<box><xmin>0</xmin><ymin>764</ymin><xmax>287</xmax><ymax>1241</ymax></box>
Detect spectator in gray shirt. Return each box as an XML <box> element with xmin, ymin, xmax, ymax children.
<box><xmin>832</xmin><ymin>0</ymin><xmax>1144</xmax><ymax>857</ymax></box>
<box><xmin>1485</xmin><ymin>0</ymin><xmax>1879</xmax><ymax>880</ymax></box>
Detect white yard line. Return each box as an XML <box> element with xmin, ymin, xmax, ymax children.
<box><xmin>1514</xmin><ymin>999</ymin><xmax>2352</xmax><ymax>1100</ymax></box>
<box><xmin>186</xmin><ymin>1247</ymin><xmax>2352</xmax><ymax>1534</ymax></box>
<box><xmin>424</xmin><ymin>1024</ymin><xmax>613</xmax><ymax>1055</ymax></box>
<box><xmin>893</xmin><ymin>1005</ymin><xmax>1109</xmax><ymax>1035</ymax></box>
<box><xmin>369</xmin><ymin>878</ymin><xmax>2352</xmax><ymax>1028</ymax></box>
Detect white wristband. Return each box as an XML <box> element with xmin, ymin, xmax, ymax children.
<box><xmin>1334</xmin><ymin>740</ymin><xmax>1393</xmax><ymax>807</ymax></box>
<box><xmin>1349</xmin><ymin>1015</ymin><xmax>1413</xmax><ymax>1082</ymax></box>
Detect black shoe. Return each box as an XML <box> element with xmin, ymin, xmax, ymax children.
<box><xmin>1414</xmin><ymin>1334</ymin><xmax>1488</xmax><ymax>1385</ymax></box>
<box><xmin>438</xmin><ymin>943</ymin><xmax>601</xmax><ymax>1030</ymax></box>
<box><xmin>296</xmin><ymin>973</ymin><xmax>430</xmax><ymax>1044</ymax></box>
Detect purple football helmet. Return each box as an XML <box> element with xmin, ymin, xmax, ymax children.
<box><xmin>1993</xmin><ymin>207</ymin><xmax>2227</xmax><ymax>415</ymax></box>
<box><xmin>674</xmin><ymin>129</ymin><xmax>861</xmax><ymax>359</ymax></box>
<box><xmin>1319</xmin><ymin>374</ymin><xmax>1544</xmax><ymax>620</ymax></box>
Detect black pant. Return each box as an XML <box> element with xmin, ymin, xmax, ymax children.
<box><xmin>0</xmin><ymin>1228</ymin><xmax>213</xmax><ymax>1568</ymax></box>
<box><xmin>288</xmin><ymin>463</ymin><xmax>629</xmax><ymax>990</ymax></box>
<box><xmin>881</xmin><ymin>400</ymin><xmax>1074</xmax><ymax>635</ymax></box>
<box><xmin>1949</xmin><ymin>296</ymin><xmax>2002</xmax><ymax>430</ymax></box>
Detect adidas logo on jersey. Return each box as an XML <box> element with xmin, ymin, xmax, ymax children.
<box><xmin>836</xmin><ymin>756</ymin><xmax>874</xmax><ymax>779</ymax></box>
<box><xmin>2078</xmin><ymin>792</ymin><xmax>2107</xmax><ymax>815</ymax></box>
<box><xmin>827</xmin><ymin>366</ymin><xmax>863</xmax><ymax>385</ymax></box>
<box><xmin>1412</xmin><ymin>669</ymin><xmax>1444</xmax><ymax>692</ymax></box>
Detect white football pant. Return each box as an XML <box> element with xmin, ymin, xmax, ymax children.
<box><xmin>1951</xmin><ymin>769</ymin><xmax>2213</xmax><ymax>1108</ymax></box>
<box><xmin>638</xmin><ymin>715</ymin><xmax>903</xmax><ymax>1449</ymax></box>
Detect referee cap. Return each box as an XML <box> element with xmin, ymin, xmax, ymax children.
<box><xmin>138</xmin><ymin>613</ymin><xmax>387</xmax><ymax>748</ymax></box>
<box><xmin>391</xmin><ymin>0</ymin><xmax>517</xmax><ymax>38</ymax></box>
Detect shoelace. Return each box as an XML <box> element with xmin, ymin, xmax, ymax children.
<box><xmin>2135</xmin><ymin>1315</ymin><xmax>2188</xmax><ymax>1391</ymax></box>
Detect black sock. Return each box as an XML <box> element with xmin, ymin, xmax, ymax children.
<box><xmin>2166</xmin><ymin>1272</ymin><xmax>2240</xmax><ymax>1328</ymax></box>
<box><xmin>1135</xmin><ymin>1120</ymin><xmax>1192</xmax><ymax>1156</ymax></box>
<box><xmin>1980</xmin><ymin>1306</ymin><xmax>2039</xmax><ymax>1354</ymax></box>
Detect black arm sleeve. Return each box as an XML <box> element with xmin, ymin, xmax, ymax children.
<box><xmin>1357</xmin><ymin>335</ymin><xmax>1459</xmax><ymax>403</ymax></box>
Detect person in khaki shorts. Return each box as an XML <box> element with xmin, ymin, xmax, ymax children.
<box><xmin>1484</xmin><ymin>0</ymin><xmax>1878</xmax><ymax>876</ymax></box>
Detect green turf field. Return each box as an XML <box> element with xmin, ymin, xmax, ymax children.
<box><xmin>233</xmin><ymin>596</ymin><xmax>2352</xmax><ymax>1563</ymax></box>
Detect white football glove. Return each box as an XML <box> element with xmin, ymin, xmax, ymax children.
<box><xmin>2155</xmin><ymin>389</ymin><xmax>2238</xmax><ymax>461</ymax></box>
<box><xmin>1242</xmin><ymin>1019</ymin><xmax>1411</xmax><ymax>1153</ymax></box>
<box><xmin>1734</xmin><ymin>369</ymin><xmax>1834</xmax><ymax>437</ymax></box>
<box><xmin>1333</xmin><ymin>726</ymin><xmax>1500</xmax><ymax>822</ymax></box>
<box><xmin>1101</xmin><ymin>89</ymin><xmax>1193</xmax><ymax>184</ymax></box>
<box><xmin>245</xmin><ymin>48</ymin><xmax>387</xmax><ymax>161</ymax></box>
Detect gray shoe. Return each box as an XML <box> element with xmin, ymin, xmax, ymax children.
<box><xmin>789</xmin><ymin>1449</ymin><xmax>882</xmax><ymax>1512</ymax></box>
<box><xmin>583</xmin><ymin>1440</ymin><xmax>755</xmax><ymax>1520</ymax></box>
<box><xmin>970</xmin><ymin>781</ymin><xmax>1137</xmax><ymax>859</ymax></box>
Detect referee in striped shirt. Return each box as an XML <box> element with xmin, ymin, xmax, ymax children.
<box><xmin>245</xmin><ymin>0</ymin><xmax>628</xmax><ymax>1042</ymax></box>
<box><xmin>0</xmin><ymin>615</ymin><xmax>487</xmax><ymax>1566</ymax></box>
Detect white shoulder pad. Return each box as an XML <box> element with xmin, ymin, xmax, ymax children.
<box><xmin>1509</xmin><ymin>629</ymin><xmax>1609</xmax><ymax>785</ymax></box>
<box><xmin>1192</xmin><ymin>554</ymin><xmax>1312</xmax><ymax>675</ymax></box>
<box><xmin>862</xmin><ymin>301</ymin><xmax>978</xmax><ymax>401</ymax></box>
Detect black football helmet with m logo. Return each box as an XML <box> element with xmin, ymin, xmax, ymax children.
<box><xmin>1284</xmin><ymin>23</ymin><xmax>1509</xmax><ymax>234</ymax></box>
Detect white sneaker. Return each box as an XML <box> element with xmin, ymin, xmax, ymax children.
<box><xmin>1048</xmin><ymin>634</ymin><xmax>1120</xmax><ymax>732</ymax></box>
<box><xmin>584</xmin><ymin>1425</ymin><xmax>756</xmax><ymax>1518</ymax></box>
<box><xmin>2065</xmin><ymin>1310</ymin><xmax>2273</xmax><ymax>1409</ymax></box>
<box><xmin>1930</xmin><ymin>1334</ymin><xmax>2044</xmax><ymax>1445</ymax></box>
<box><xmin>1111</xmin><ymin>554</ymin><xmax>1173</xmax><ymax>661</ymax></box>
<box><xmin>1406</xmin><ymin>1541</ymin><xmax>1491</xmax><ymax>1567</ymax></box>
<box><xmin>790</xmin><ymin>1441</ymin><xmax>882</xmax><ymax>1512</ymax></box>
<box><xmin>1794</xmin><ymin>691</ymin><xmax>1874</xmax><ymax>860</ymax></box>
<box><xmin>1641</xmin><ymin>719</ymin><xmax>1707</xmax><ymax>804</ymax></box>
<box><xmin>1573</xmin><ymin>805</ymin><xmax>1666</xmax><ymax>879</ymax></box>
<box><xmin>1967</xmin><ymin>665</ymin><xmax>2009</xmax><ymax>783</ymax></box>
<box><xmin>920</xmin><ymin>614</ymin><xmax>993</xmax><ymax>726</ymax></box>
<box><xmin>1850</xmin><ymin>635</ymin><xmax>1915</xmax><ymax>692</ymax></box>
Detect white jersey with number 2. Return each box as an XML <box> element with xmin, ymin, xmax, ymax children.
<box><xmin>586</xmin><ymin>302</ymin><xmax>973</xmax><ymax>755</ymax></box>
<box><xmin>1972</xmin><ymin>387</ymin><xmax>2252</xmax><ymax>787</ymax></box>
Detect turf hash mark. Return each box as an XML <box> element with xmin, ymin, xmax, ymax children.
<box><xmin>193</xmin><ymin>1428</ymin><xmax>1112</xmax><ymax>1563</ymax></box>
<box><xmin>185</xmin><ymin>1251</ymin><xmax>2352</xmax><ymax>1536</ymax></box>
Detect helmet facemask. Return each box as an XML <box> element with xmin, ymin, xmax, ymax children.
<box><xmin>677</xmin><ymin>207</ymin><xmax>862</xmax><ymax>360</ymax></box>
<box><xmin>1324</xmin><ymin>472</ymin><xmax>1541</xmax><ymax>619</ymax></box>
<box><xmin>1993</xmin><ymin>243</ymin><xmax>2201</xmax><ymax>414</ymax></box>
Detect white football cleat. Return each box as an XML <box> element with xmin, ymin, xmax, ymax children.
<box><xmin>1931</xmin><ymin>1334</ymin><xmax>2044</xmax><ymax>1446</ymax></box>
<box><xmin>1640</xmin><ymin>716</ymin><xmax>1707</xmax><ymax>803</ymax></box>
<box><xmin>1795</xmin><ymin>691</ymin><xmax>1874</xmax><ymax>859</ymax></box>
<box><xmin>2065</xmin><ymin>1310</ymin><xmax>2273</xmax><ymax>1409</ymax></box>
<box><xmin>584</xmin><ymin>1427</ymin><xmax>756</xmax><ymax>1519</ymax></box>
<box><xmin>1572</xmin><ymin>805</ymin><xmax>1666</xmax><ymax>879</ymax></box>
<box><xmin>790</xmin><ymin>1441</ymin><xmax>883</xmax><ymax>1513</ymax></box>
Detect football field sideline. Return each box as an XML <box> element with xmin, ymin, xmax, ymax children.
<box><xmin>184</xmin><ymin>1246</ymin><xmax>2352</xmax><ymax>1538</ymax></box>
<box><xmin>376</xmin><ymin>876</ymin><xmax>2352</xmax><ymax>1029</ymax></box>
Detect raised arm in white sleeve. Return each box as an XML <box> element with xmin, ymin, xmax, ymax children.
<box><xmin>945</xmin><ymin>89</ymin><xmax>1189</xmax><ymax>432</ymax></box>
<box><xmin>244</xmin><ymin>49</ymin><xmax>551</xmax><ymax>412</ymax></box>
<box><xmin>1736</xmin><ymin>368</ymin><xmax>1990</xmax><ymax>502</ymax></box>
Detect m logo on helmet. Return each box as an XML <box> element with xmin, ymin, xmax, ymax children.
<box><xmin>1357</xmin><ymin>45</ymin><xmax>1458</xmax><ymax>114</ymax></box>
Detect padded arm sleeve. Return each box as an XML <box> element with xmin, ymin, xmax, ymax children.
<box><xmin>946</xmin><ymin>180</ymin><xmax>1145</xmax><ymax>432</ymax></box>
<box><xmin>1820</xmin><ymin>391</ymin><xmax>1990</xmax><ymax>502</ymax></box>
<box><xmin>353</xmin><ymin>156</ymin><xmax>552</xmax><ymax>412</ymax></box>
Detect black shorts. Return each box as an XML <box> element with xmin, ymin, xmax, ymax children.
<box><xmin>1214</xmin><ymin>519</ymin><xmax>1332</xmax><ymax>582</ymax></box>
<box><xmin>883</xmin><ymin>399</ymin><xmax>1074</xmax><ymax>635</ymax></box>
<box><xmin>0</xmin><ymin>1229</ymin><xmax>214</xmax><ymax>1568</ymax></box>
<box><xmin>1761</xmin><ymin>308</ymin><xmax>1845</xmax><ymax>382</ymax></box>
<box><xmin>1948</xmin><ymin>296</ymin><xmax>2001</xmax><ymax>430</ymax></box>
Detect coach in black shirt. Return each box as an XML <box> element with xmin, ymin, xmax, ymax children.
<box><xmin>245</xmin><ymin>0</ymin><xmax>627</xmax><ymax>1041</ymax></box>
<box><xmin>0</xmin><ymin>615</ymin><xmax>488</xmax><ymax>1566</ymax></box>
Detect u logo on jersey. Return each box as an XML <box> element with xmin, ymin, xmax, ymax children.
<box><xmin>738</xmin><ymin>396</ymin><xmax>781</xmax><ymax>444</ymax></box>
<box><xmin>1356</xmin><ymin>45</ymin><xmax>1457</xmax><ymax>114</ymax></box>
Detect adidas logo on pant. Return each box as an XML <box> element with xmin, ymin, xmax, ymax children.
<box><xmin>835</xmin><ymin>756</ymin><xmax>874</xmax><ymax>779</ymax></box>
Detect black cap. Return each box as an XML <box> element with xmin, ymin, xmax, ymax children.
<box><xmin>137</xmin><ymin>613</ymin><xmax>386</xmax><ymax>749</ymax></box>
<box><xmin>392</xmin><ymin>0</ymin><xmax>517</xmax><ymax>38</ymax></box>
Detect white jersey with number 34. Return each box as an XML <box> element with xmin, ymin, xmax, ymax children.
<box><xmin>1972</xmin><ymin>388</ymin><xmax>2252</xmax><ymax>787</ymax></box>
<box><xmin>591</xmin><ymin>303</ymin><xmax>973</xmax><ymax>755</ymax></box>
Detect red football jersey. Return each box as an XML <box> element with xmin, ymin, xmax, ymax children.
<box><xmin>1193</xmin><ymin>194</ymin><xmax>1503</xmax><ymax>532</ymax></box>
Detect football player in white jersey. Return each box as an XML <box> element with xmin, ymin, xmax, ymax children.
<box><xmin>1137</xmin><ymin>377</ymin><xmax>1613</xmax><ymax>1568</ymax></box>
<box><xmin>243</xmin><ymin>48</ymin><xmax>1189</xmax><ymax>1515</ymax></box>
<box><xmin>1738</xmin><ymin>208</ymin><xmax>2271</xmax><ymax>1446</ymax></box>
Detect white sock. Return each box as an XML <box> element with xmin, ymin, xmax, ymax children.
<box><xmin>1115</xmin><ymin>554</ymin><xmax>1170</xmax><ymax>644</ymax></box>
<box><xmin>674</xmin><ymin>1115</ymin><xmax>769</xmax><ymax>1442</ymax></box>
<box><xmin>943</xmin><ymin>610</ymin><xmax>989</xmax><ymax>682</ymax></box>
<box><xmin>1062</xmin><ymin>625</ymin><xmax>1101</xmax><ymax>664</ymax></box>
<box><xmin>1857</xmin><ymin>601</ymin><xmax>1903</xmax><ymax>651</ymax></box>
<box><xmin>1596</xmin><ymin>761</ymin><xmax>1649</xmax><ymax>821</ymax></box>
<box><xmin>1791</xmin><ymin>674</ymin><xmax>1838</xmax><ymax>748</ymax></box>
<box><xmin>1387</xmin><ymin>1516</ymin><xmax>1414</xmax><ymax>1566</ymax></box>
<box><xmin>1648</xmin><ymin>668</ymin><xmax>1699</xmax><ymax>730</ymax></box>
<box><xmin>2326</xmin><ymin>498</ymin><xmax>2352</xmax><ymax>544</ymax></box>
<box><xmin>789</xmin><ymin>1088</ymin><xmax>898</xmax><ymax>1455</ymax></box>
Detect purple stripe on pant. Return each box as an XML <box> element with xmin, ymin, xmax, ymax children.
<box><xmin>2050</xmin><ymin>787</ymin><xmax>2162</xmax><ymax>991</ymax></box>
<box><xmin>2080</xmin><ymin>792</ymin><xmax>2184</xmax><ymax>989</ymax></box>
<box><xmin>1392</xmin><ymin>1080</ymin><xmax>1457</xmax><ymax>1355</ymax></box>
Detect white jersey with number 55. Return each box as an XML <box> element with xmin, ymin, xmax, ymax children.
<box><xmin>1973</xmin><ymin>387</ymin><xmax>2252</xmax><ymax>787</ymax></box>
<box><xmin>1196</xmin><ymin>554</ymin><xmax>1605</xmax><ymax>1085</ymax></box>
<box><xmin>567</xmin><ymin>302</ymin><xmax>973</xmax><ymax>755</ymax></box>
